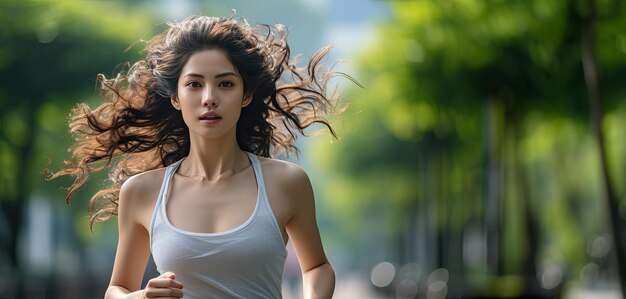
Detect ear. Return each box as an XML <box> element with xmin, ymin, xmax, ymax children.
<box><xmin>241</xmin><ymin>95</ymin><xmax>253</xmax><ymax>108</ymax></box>
<box><xmin>171</xmin><ymin>95</ymin><xmax>181</xmax><ymax>110</ymax></box>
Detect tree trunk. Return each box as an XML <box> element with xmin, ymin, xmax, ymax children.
<box><xmin>511</xmin><ymin>120</ymin><xmax>541</xmax><ymax>291</ymax></box>
<box><xmin>580</xmin><ymin>0</ymin><xmax>626</xmax><ymax>296</ymax></box>
<box><xmin>1</xmin><ymin>103</ymin><xmax>36</xmax><ymax>259</ymax></box>
<box><xmin>484</xmin><ymin>100</ymin><xmax>504</xmax><ymax>275</ymax></box>
<box><xmin>3</xmin><ymin>103</ymin><xmax>37</xmax><ymax>299</ymax></box>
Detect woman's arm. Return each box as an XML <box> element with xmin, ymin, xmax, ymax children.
<box><xmin>302</xmin><ymin>263</ymin><xmax>335</xmax><ymax>299</ymax></box>
<box><xmin>284</xmin><ymin>165</ymin><xmax>335</xmax><ymax>299</ymax></box>
<box><xmin>104</xmin><ymin>174</ymin><xmax>183</xmax><ymax>299</ymax></box>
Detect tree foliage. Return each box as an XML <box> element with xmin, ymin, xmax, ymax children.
<box><xmin>0</xmin><ymin>0</ymin><xmax>157</xmax><ymax>286</ymax></box>
<box><xmin>312</xmin><ymin>0</ymin><xmax>626</xmax><ymax>296</ymax></box>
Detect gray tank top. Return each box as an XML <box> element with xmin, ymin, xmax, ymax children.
<box><xmin>150</xmin><ymin>152</ymin><xmax>287</xmax><ymax>298</ymax></box>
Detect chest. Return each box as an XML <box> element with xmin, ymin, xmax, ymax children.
<box><xmin>157</xmin><ymin>171</ymin><xmax>292</xmax><ymax>243</ymax></box>
<box><xmin>166</xmin><ymin>171</ymin><xmax>257</xmax><ymax>232</ymax></box>
<box><xmin>150</xmin><ymin>213</ymin><xmax>287</xmax><ymax>298</ymax></box>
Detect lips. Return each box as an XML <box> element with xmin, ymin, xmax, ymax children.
<box><xmin>199</xmin><ymin>112</ymin><xmax>222</xmax><ymax>120</ymax></box>
<box><xmin>198</xmin><ymin>111</ymin><xmax>222</xmax><ymax>124</ymax></box>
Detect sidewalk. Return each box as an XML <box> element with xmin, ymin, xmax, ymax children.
<box><xmin>565</xmin><ymin>288</ymin><xmax>621</xmax><ymax>299</ymax></box>
<box><xmin>285</xmin><ymin>278</ymin><xmax>623</xmax><ymax>299</ymax></box>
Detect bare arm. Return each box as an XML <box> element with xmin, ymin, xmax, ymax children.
<box><xmin>284</xmin><ymin>166</ymin><xmax>335</xmax><ymax>299</ymax></box>
<box><xmin>302</xmin><ymin>263</ymin><xmax>335</xmax><ymax>299</ymax></box>
<box><xmin>104</xmin><ymin>174</ymin><xmax>183</xmax><ymax>299</ymax></box>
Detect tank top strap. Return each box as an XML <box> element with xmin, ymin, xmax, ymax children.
<box><xmin>160</xmin><ymin>159</ymin><xmax>184</xmax><ymax>207</ymax></box>
<box><xmin>245</xmin><ymin>152</ymin><xmax>286</xmax><ymax>246</ymax></box>
<box><xmin>150</xmin><ymin>159</ymin><xmax>184</xmax><ymax>249</ymax></box>
<box><xmin>246</xmin><ymin>152</ymin><xmax>265</xmax><ymax>194</ymax></box>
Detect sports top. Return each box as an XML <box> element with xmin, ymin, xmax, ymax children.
<box><xmin>150</xmin><ymin>152</ymin><xmax>287</xmax><ymax>298</ymax></box>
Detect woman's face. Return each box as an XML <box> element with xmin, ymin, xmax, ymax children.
<box><xmin>172</xmin><ymin>49</ymin><xmax>251</xmax><ymax>140</ymax></box>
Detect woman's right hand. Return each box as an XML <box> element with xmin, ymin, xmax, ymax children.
<box><xmin>141</xmin><ymin>272</ymin><xmax>184</xmax><ymax>298</ymax></box>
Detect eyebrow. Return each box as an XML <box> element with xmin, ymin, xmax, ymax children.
<box><xmin>183</xmin><ymin>72</ymin><xmax>239</xmax><ymax>79</ymax></box>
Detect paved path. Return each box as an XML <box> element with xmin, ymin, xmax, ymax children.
<box><xmin>285</xmin><ymin>276</ymin><xmax>622</xmax><ymax>299</ymax></box>
<box><xmin>565</xmin><ymin>288</ymin><xmax>621</xmax><ymax>299</ymax></box>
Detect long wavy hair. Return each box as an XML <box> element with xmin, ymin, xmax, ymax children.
<box><xmin>49</xmin><ymin>15</ymin><xmax>353</xmax><ymax>228</ymax></box>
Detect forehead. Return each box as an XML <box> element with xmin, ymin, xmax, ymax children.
<box><xmin>181</xmin><ymin>49</ymin><xmax>237</xmax><ymax>75</ymax></box>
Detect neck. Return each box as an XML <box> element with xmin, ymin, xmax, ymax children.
<box><xmin>180</xmin><ymin>130</ymin><xmax>249</xmax><ymax>181</ymax></box>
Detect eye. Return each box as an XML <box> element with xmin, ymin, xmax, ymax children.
<box><xmin>185</xmin><ymin>81</ymin><xmax>201</xmax><ymax>88</ymax></box>
<box><xmin>219</xmin><ymin>81</ymin><xmax>234</xmax><ymax>88</ymax></box>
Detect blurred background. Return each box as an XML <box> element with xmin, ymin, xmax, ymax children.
<box><xmin>1</xmin><ymin>0</ymin><xmax>626</xmax><ymax>298</ymax></box>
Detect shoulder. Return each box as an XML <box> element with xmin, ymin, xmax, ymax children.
<box><xmin>257</xmin><ymin>157</ymin><xmax>315</xmax><ymax>227</ymax></box>
<box><xmin>258</xmin><ymin>157</ymin><xmax>312</xmax><ymax>191</ymax></box>
<box><xmin>120</xmin><ymin>167</ymin><xmax>167</xmax><ymax>200</ymax></box>
<box><xmin>118</xmin><ymin>167</ymin><xmax>168</xmax><ymax>226</ymax></box>
<box><xmin>258</xmin><ymin>157</ymin><xmax>315</xmax><ymax>213</ymax></box>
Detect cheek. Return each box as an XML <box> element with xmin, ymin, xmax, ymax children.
<box><xmin>176</xmin><ymin>95</ymin><xmax>196</xmax><ymax>122</ymax></box>
<box><xmin>177</xmin><ymin>89</ymin><xmax>198</xmax><ymax>107</ymax></box>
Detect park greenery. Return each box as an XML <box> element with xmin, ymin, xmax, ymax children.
<box><xmin>0</xmin><ymin>1</ymin><xmax>157</xmax><ymax>297</ymax></box>
<box><xmin>312</xmin><ymin>0</ymin><xmax>626</xmax><ymax>297</ymax></box>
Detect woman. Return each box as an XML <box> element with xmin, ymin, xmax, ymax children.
<box><xmin>50</xmin><ymin>15</ymin><xmax>348</xmax><ymax>298</ymax></box>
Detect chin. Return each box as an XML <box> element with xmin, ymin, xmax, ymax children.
<box><xmin>189</xmin><ymin>127</ymin><xmax>236</xmax><ymax>140</ymax></box>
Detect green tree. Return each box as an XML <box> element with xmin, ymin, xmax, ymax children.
<box><xmin>0</xmin><ymin>0</ymin><xmax>154</xmax><ymax>295</ymax></box>
<box><xmin>313</xmin><ymin>0</ymin><xmax>626</xmax><ymax>297</ymax></box>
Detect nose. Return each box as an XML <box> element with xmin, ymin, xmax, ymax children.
<box><xmin>202</xmin><ymin>87</ymin><xmax>218</xmax><ymax>107</ymax></box>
